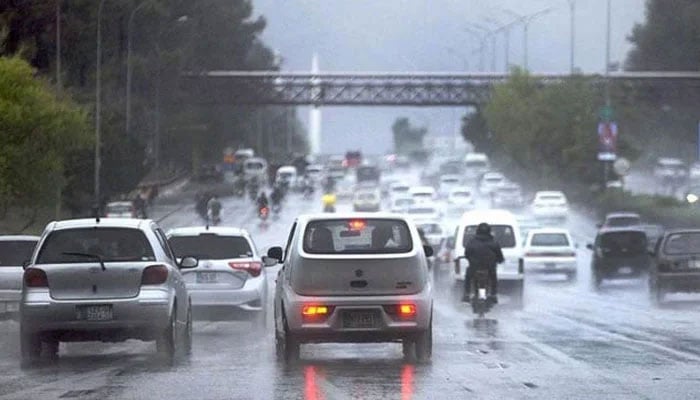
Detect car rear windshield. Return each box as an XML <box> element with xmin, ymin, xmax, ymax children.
<box><xmin>538</xmin><ymin>195</ymin><xmax>565</xmax><ymax>202</ymax></box>
<box><xmin>599</xmin><ymin>231</ymin><xmax>647</xmax><ymax>255</ymax></box>
<box><xmin>246</xmin><ymin>162</ymin><xmax>264</xmax><ymax>170</ymax></box>
<box><xmin>303</xmin><ymin>219</ymin><xmax>413</xmax><ymax>254</ymax></box>
<box><xmin>466</xmin><ymin>161</ymin><xmax>487</xmax><ymax>168</ymax></box>
<box><xmin>392</xmin><ymin>186</ymin><xmax>410</xmax><ymax>193</ymax></box>
<box><xmin>463</xmin><ymin>225</ymin><xmax>516</xmax><ymax>248</ymax></box>
<box><xmin>0</xmin><ymin>240</ymin><xmax>37</xmax><ymax>266</ymax></box>
<box><xmin>442</xmin><ymin>178</ymin><xmax>459</xmax><ymax>184</ymax></box>
<box><xmin>408</xmin><ymin>208</ymin><xmax>436</xmax><ymax>214</ymax></box>
<box><xmin>357</xmin><ymin>192</ymin><xmax>377</xmax><ymax>200</ymax></box>
<box><xmin>36</xmin><ymin>228</ymin><xmax>155</xmax><ymax>263</ymax></box>
<box><xmin>106</xmin><ymin>204</ymin><xmax>132</xmax><ymax>213</ymax></box>
<box><xmin>498</xmin><ymin>187</ymin><xmax>521</xmax><ymax>194</ymax></box>
<box><xmin>394</xmin><ymin>198</ymin><xmax>414</xmax><ymax>206</ymax></box>
<box><xmin>169</xmin><ymin>234</ymin><xmax>253</xmax><ymax>259</ymax></box>
<box><xmin>531</xmin><ymin>233</ymin><xmax>569</xmax><ymax>247</ymax></box>
<box><xmin>664</xmin><ymin>232</ymin><xmax>700</xmax><ymax>255</ymax></box>
<box><xmin>418</xmin><ymin>224</ymin><xmax>442</xmax><ymax>235</ymax></box>
<box><xmin>413</xmin><ymin>193</ymin><xmax>432</xmax><ymax>198</ymax></box>
<box><xmin>452</xmin><ymin>191</ymin><xmax>471</xmax><ymax>197</ymax></box>
<box><xmin>606</xmin><ymin>217</ymin><xmax>641</xmax><ymax>227</ymax></box>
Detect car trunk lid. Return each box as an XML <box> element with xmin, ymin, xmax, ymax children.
<box><xmin>42</xmin><ymin>262</ymin><xmax>146</xmax><ymax>300</ymax></box>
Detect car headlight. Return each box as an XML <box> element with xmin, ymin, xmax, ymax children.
<box><xmin>687</xmin><ymin>194</ymin><xmax>698</xmax><ymax>204</ymax></box>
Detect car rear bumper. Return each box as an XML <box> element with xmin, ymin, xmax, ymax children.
<box><xmin>657</xmin><ymin>272</ymin><xmax>700</xmax><ymax>292</ymax></box>
<box><xmin>525</xmin><ymin>258</ymin><xmax>577</xmax><ymax>274</ymax></box>
<box><xmin>283</xmin><ymin>291</ymin><xmax>432</xmax><ymax>342</ymax></box>
<box><xmin>0</xmin><ymin>290</ymin><xmax>21</xmax><ymax>315</ymax></box>
<box><xmin>532</xmin><ymin>208</ymin><xmax>568</xmax><ymax>218</ymax></box>
<box><xmin>20</xmin><ymin>288</ymin><xmax>172</xmax><ymax>336</ymax></box>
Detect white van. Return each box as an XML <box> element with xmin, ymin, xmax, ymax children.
<box><xmin>452</xmin><ymin>209</ymin><xmax>524</xmax><ymax>306</ymax></box>
<box><xmin>243</xmin><ymin>157</ymin><xmax>268</xmax><ymax>183</ymax></box>
<box><xmin>275</xmin><ymin>165</ymin><xmax>298</xmax><ymax>186</ymax></box>
<box><xmin>464</xmin><ymin>153</ymin><xmax>490</xmax><ymax>182</ymax></box>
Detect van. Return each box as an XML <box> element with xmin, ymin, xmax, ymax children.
<box><xmin>464</xmin><ymin>153</ymin><xmax>490</xmax><ymax>182</ymax></box>
<box><xmin>452</xmin><ymin>209</ymin><xmax>524</xmax><ymax>306</ymax></box>
<box><xmin>243</xmin><ymin>157</ymin><xmax>268</xmax><ymax>183</ymax></box>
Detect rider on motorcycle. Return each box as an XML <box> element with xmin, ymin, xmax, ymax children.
<box><xmin>321</xmin><ymin>192</ymin><xmax>337</xmax><ymax>212</ymax></box>
<box><xmin>257</xmin><ymin>191</ymin><xmax>269</xmax><ymax>212</ymax></box>
<box><xmin>463</xmin><ymin>223</ymin><xmax>504</xmax><ymax>304</ymax></box>
<box><xmin>270</xmin><ymin>185</ymin><xmax>283</xmax><ymax>208</ymax></box>
<box><xmin>207</xmin><ymin>195</ymin><xmax>222</xmax><ymax>223</ymax></box>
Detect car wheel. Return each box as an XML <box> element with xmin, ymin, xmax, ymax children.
<box><xmin>592</xmin><ymin>270</ymin><xmax>603</xmax><ymax>291</ymax></box>
<box><xmin>20</xmin><ymin>330</ymin><xmax>41</xmax><ymax>367</ymax></box>
<box><xmin>44</xmin><ymin>337</ymin><xmax>60</xmax><ymax>361</ymax></box>
<box><xmin>415</xmin><ymin>321</ymin><xmax>433</xmax><ymax>363</ymax></box>
<box><xmin>157</xmin><ymin>311</ymin><xmax>176</xmax><ymax>360</ymax></box>
<box><xmin>276</xmin><ymin>316</ymin><xmax>299</xmax><ymax>363</ymax></box>
<box><xmin>402</xmin><ymin>340</ymin><xmax>415</xmax><ymax>360</ymax></box>
<box><xmin>182</xmin><ymin>305</ymin><xmax>193</xmax><ymax>355</ymax></box>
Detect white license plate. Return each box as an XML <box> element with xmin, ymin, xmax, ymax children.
<box><xmin>197</xmin><ymin>272</ymin><xmax>218</xmax><ymax>284</ymax></box>
<box><xmin>6</xmin><ymin>302</ymin><xmax>19</xmax><ymax>312</ymax></box>
<box><xmin>343</xmin><ymin>311</ymin><xmax>377</xmax><ymax>329</ymax></box>
<box><xmin>618</xmin><ymin>267</ymin><xmax>633</xmax><ymax>274</ymax></box>
<box><xmin>77</xmin><ymin>305</ymin><xmax>113</xmax><ymax>321</ymax></box>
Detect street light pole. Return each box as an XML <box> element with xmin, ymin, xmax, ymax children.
<box><xmin>569</xmin><ymin>0</ymin><xmax>576</xmax><ymax>74</ymax></box>
<box><xmin>464</xmin><ymin>26</ymin><xmax>486</xmax><ymax>71</ymax></box>
<box><xmin>55</xmin><ymin>0</ymin><xmax>62</xmax><ymax>92</ymax></box>
<box><xmin>126</xmin><ymin>0</ymin><xmax>152</xmax><ymax>138</ymax></box>
<box><xmin>605</xmin><ymin>0</ymin><xmax>612</xmax><ymax>105</ymax></box>
<box><xmin>95</xmin><ymin>0</ymin><xmax>106</xmax><ymax>213</ymax></box>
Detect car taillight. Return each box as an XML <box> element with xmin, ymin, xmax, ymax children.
<box><xmin>384</xmin><ymin>304</ymin><xmax>417</xmax><ymax>320</ymax></box>
<box><xmin>301</xmin><ymin>305</ymin><xmax>333</xmax><ymax>321</ymax></box>
<box><xmin>24</xmin><ymin>268</ymin><xmax>48</xmax><ymax>288</ymax></box>
<box><xmin>141</xmin><ymin>265</ymin><xmax>169</xmax><ymax>285</ymax></box>
<box><xmin>229</xmin><ymin>261</ymin><xmax>262</xmax><ymax>277</ymax></box>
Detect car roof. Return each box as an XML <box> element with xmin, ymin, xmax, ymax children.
<box><xmin>465</xmin><ymin>153</ymin><xmax>488</xmax><ymax>161</ymax></box>
<box><xmin>663</xmin><ymin>228</ymin><xmax>700</xmax><ymax>235</ymax></box>
<box><xmin>297</xmin><ymin>212</ymin><xmax>413</xmax><ymax>224</ymax></box>
<box><xmin>166</xmin><ymin>226</ymin><xmax>250</xmax><ymax>237</ymax></box>
<box><xmin>0</xmin><ymin>235</ymin><xmax>40</xmax><ymax>241</ymax></box>
<box><xmin>410</xmin><ymin>186</ymin><xmax>435</xmax><ymax>193</ymax></box>
<box><xmin>106</xmin><ymin>201</ymin><xmax>132</xmax><ymax>206</ymax></box>
<box><xmin>657</xmin><ymin>157</ymin><xmax>684</xmax><ymax>165</ymax></box>
<box><xmin>440</xmin><ymin>174</ymin><xmax>461</xmax><ymax>180</ymax></box>
<box><xmin>460</xmin><ymin>209</ymin><xmax>517</xmax><ymax>224</ymax></box>
<box><xmin>245</xmin><ymin>157</ymin><xmax>266</xmax><ymax>164</ymax></box>
<box><xmin>483</xmin><ymin>172</ymin><xmax>504</xmax><ymax>178</ymax></box>
<box><xmin>528</xmin><ymin>228</ymin><xmax>571</xmax><ymax>236</ymax></box>
<box><xmin>605</xmin><ymin>212</ymin><xmax>641</xmax><ymax>219</ymax></box>
<box><xmin>450</xmin><ymin>187</ymin><xmax>472</xmax><ymax>194</ymax></box>
<box><xmin>278</xmin><ymin>165</ymin><xmax>297</xmax><ymax>172</ymax></box>
<box><xmin>535</xmin><ymin>190</ymin><xmax>565</xmax><ymax>197</ymax></box>
<box><xmin>597</xmin><ymin>226</ymin><xmax>647</xmax><ymax>234</ymax></box>
<box><xmin>47</xmin><ymin>218</ymin><xmax>152</xmax><ymax>231</ymax></box>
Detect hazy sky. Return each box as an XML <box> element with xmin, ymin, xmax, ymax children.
<box><xmin>253</xmin><ymin>0</ymin><xmax>647</xmax><ymax>154</ymax></box>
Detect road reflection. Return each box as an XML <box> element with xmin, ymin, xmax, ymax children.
<box><xmin>401</xmin><ymin>364</ymin><xmax>414</xmax><ymax>400</ymax></box>
<box><xmin>304</xmin><ymin>365</ymin><xmax>323</xmax><ymax>400</ymax></box>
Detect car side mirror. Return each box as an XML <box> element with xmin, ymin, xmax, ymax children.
<box><xmin>586</xmin><ymin>244</ymin><xmax>594</xmax><ymax>250</ymax></box>
<box><xmin>423</xmin><ymin>245</ymin><xmax>434</xmax><ymax>258</ymax></box>
<box><xmin>179</xmin><ymin>256</ymin><xmax>198</xmax><ymax>269</ymax></box>
<box><xmin>267</xmin><ymin>246</ymin><xmax>284</xmax><ymax>261</ymax></box>
<box><xmin>262</xmin><ymin>255</ymin><xmax>278</xmax><ymax>267</ymax></box>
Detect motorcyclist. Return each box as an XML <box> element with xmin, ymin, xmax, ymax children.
<box><xmin>257</xmin><ymin>191</ymin><xmax>269</xmax><ymax>211</ymax></box>
<box><xmin>321</xmin><ymin>192</ymin><xmax>337</xmax><ymax>212</ymax></box>
<box><xmin>463</xmin><ymin>223</ymin><xmax>504</xmax><ymax>304</ymax></box>
<box><xmin>270</xmin><ymin>185</ymin><xmax>283</xmax><ymax>209</ymax></box>
<box><xmin>207</xmin><ymin>195</ymin><xmax>222</xmax><ymax>224</ymax></box>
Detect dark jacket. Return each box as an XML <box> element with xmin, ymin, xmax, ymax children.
<box><xmin>464</xmin><ymin>233</ymin><xmax>504</xmax><ymax>270</ymax></box>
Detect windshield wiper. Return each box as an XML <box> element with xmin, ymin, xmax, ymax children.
<box><xmin>62</xmin><ymin>252</ymin><xmax>106</xmax><ymax>271</ymax></box>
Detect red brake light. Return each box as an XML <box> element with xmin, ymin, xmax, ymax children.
<box><xmin>399</xmin><ymin>304</ymin><xmax>416</xmax><ymax>317</ymax></box>
<box><xmin>229</xmin><ymin>261</ymin><xmax>262</xmax><ymax>277</ymax></box>
<box><xmin>301</xmin><ymin>304</ymin><xmax>333</xmax><ymax>321</ymax></box>
<box><xmin>348</xmin><ymin>220</ymin><xmax>366</xmax><ymax>231</ymax></box>
<box><xmin>141</xmin><ymin>265</ymin><xmax>169</xmax><ymax>285</ymax></box>
<box><xmin>24</xmin><ymin>268</ymin><xmax>48</xmax><ymax>288</ymax></box>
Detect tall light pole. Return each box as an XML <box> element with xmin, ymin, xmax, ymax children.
<box><xmin>605</xmin><ymin>0</ymin><xmax>612</xmax><ymax>106</ymax></box>
<box><xmin>472</xmin><ymin>22</ymin><xmax>497</xmax><ymax>71</ymax></box>
<box><xmin>95</xmin><ymin>0</ymin><xmax>106</xmax><ymax>212</ymax></box>
<box><xmin>464</xmin><ymin>26</ymin><xmax>487</xmax><ymax>71</ymax></box>
<box><xmin>568</xmin><ymin>0</ymin><xmax>576</xmax><ymax>74</ymax></box>
<box><xmin>126</xmin><ymin>0</ymin><xmax>152</xmax><ymax>138</ymax></box>
<box><xmin>446</xmin><ymin>47</ymin><xmax>469</xmax><ymax>70</ymax></box>
<box><xmin>55</xmin><ymin>0</ymin><xmax>62</xmax><ymax>92</ymax></box>
<box><xmin>503</xmin><ymin>7</ymin><xmax>553</xmax><ymax>71</ymax></box>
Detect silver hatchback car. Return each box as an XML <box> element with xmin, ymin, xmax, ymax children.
<box><xmin>167</xmin><ymin>226</ymin><xmax>275</xmax><ymax>325</ymax></box>
<box><xmin>268</xmin><ymin>213</ymin><xmax>434</xmax><ymax>363</ymax></box>
<box><xmin>0</xmin><ymin>235</ymin><xmax>40</xmax><ymax>318</ymax></box>
<box><xmin>20</xmin><ymin>218</ymin><xmax>198</xmax><ymax>365</ymax></box>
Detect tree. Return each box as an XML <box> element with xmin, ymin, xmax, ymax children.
<box><xmin>0</xmin><ymin>57</ymin><xmax>91</xmax><ymax>228</ymax></box>
<box><xmin>392</xmin><ymin>117</ymin><xmax>427</xmax><ymax>156</ymax></box>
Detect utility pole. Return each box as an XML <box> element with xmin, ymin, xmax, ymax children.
<box><xmin>502</xmin><ymin>7</ymin><xmax>553</xmax><ymax>71</ymax></box>
<box><xmin>569</xmin><ymin>0</ymin><xmax>576</xmax><ymax>74</ymax></box>
<box><xmin>55</xmin><ymin>0</ymin><xmax>62</xmax><ymax>92</ymax></box>
<box><xmin>464</xmin><ymin>26</ymin><xmax>486</xmax><ymax>71</ymax></box>
<box><xmin>126</xmin><ymin>0</ymin><xmax>152</xmax><ymax>138</ymax></box>
<box><xmin>605</xmin><ymin>0</ymin><xmax>612</xmax><ymax>105</ymax></box>
<box><xmin>95</xmin><ymin>0</ymin><xmax>106</xmax><ymax>213</ymax></box>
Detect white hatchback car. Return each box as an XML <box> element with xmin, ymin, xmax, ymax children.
<box><xmin>0</xmin><ymin>236</ymin><xmax>39</xmax><ymax>317</ymax></box>
<box><xmin>523</xmin><ymin>229</ymin><xmax>577</xmax><ymax>281</ymax></box>
<box><xmin>406</xmin><ymin>205</ymin><xmax>441</xmax><ymax>226</ymax></box>
<box><xmin>167</xmin><ymin>227</ymin><xmax>274</xmax><ymax>325</ymax></box>
<box><xmin>532</xmin><ymin>191</ymin><xmax>569</xmax><ymax>221</ymax></box>
<box><xmin>410</xmin><ymin>186</ymin><xmax>437</xmax><ymax>205</ymax></box>
<box><xmin>269</xmin><ymin>214</ymin><xmax>434</xmax><ymax>363</ymax></box>
<box><xmin>447</xmin><ymin>187</ymin><xmax>475</xmax><ymax>214</ymax></box>
<box><xmin>20</xmin><ymin>218</ymin><xmax>197</xmax><ymax>364</ymax></box>
<box><xmin>479</xmin><ymin>172</ymin><xmax>506</xmax><ymax>195</ymax></box>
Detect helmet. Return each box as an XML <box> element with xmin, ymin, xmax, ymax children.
<box><xmin>476</xmin><ymin>222</ymin><xmax>491</xmax><ymax>235</ymax></box>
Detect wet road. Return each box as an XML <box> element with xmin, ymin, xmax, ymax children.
<box><xmin>2</xmin><ymin>173</ymin><xmax>700</xmax><ymax>399</ymax></box>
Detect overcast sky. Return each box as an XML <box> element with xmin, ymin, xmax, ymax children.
<box><xmin>253</xmin><ymin>0</ymin><xmax>646</xmax><ymax>154</ymax></box>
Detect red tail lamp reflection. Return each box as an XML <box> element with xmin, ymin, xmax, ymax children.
<box><xmin>401</xmin><ymin>364</ymin><xmax>414</xmax><ymax>400</ymax></box>
<box><xmin>304</xmin><ymin>365</ymin><xmax>324</xmax><ymax>400</ymax></box>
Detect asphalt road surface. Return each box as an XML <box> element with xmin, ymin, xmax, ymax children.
<box><xmin>1</xmin><ymin>171</ymin><xmax>700</xmax><ymax>400</ymax></box>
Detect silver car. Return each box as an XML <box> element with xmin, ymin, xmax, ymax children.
<box><xmin>167</xmin><ymin>226</ymin><xmax>274</xmax><ymax>325</ymax></box>
<box><xmin>20</xmin><ymin>218</ymin><xmax>198</xmax><ymax>365</ymax></box>
<box><xmin>269</xmin><ymin>213</ymin><xmax>434</xmax><ymax>363</ymax></box>
<box><xmin>0</xmin><ymin>235</ymin><xmax>39</xmax><ymax>317</ymax></box>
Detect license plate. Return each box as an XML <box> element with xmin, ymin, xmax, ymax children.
<box><xmin>342</xmin><ymin>311</ymin><xmax>377</xmax><ymax>329</ymax></box>
<box><xmin>76</xmin><ymin>305</ymin><xmax>113</xmax><ymax>321</ymax></box>
<box><xmin>618</xmin><ymin>267</ymin><xmax>633</xmax><ymax>274</ymax></box>
<box><xmin>6</xmin><ymin>302</ymin><xmax>19</xmax><ymax>312</ymax></box>
<box><xmin>197</xmin><ymin>272</ymin><xmax>218</xmax><ymax>284</ymax></box>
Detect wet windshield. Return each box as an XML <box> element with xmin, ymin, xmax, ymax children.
<box><xmin>531</xmin><ymin>233</ymin><xmax>569</xmax><ymax>247</ymax></box>
<box><xmin>600</xmin><ymin>232</ymin><xmax>647</xmax><ymax>255</ymax></box>
<box><xmin>169</xmin><ymin>235</ymin><xmax>253</xmax><ymax>259</ymax></box>
<box><xmin>664</xmin><ymin>233</ymin><xmax>700</xmax><ymax>255</ymax></box>
<box><xmin>463</xmin><ymin>225</ymin><xmax>516</xmax><ymax>248</ymax></box>
<box><xmin>37</xmin><ymin>228</ymin><xmax>155</xmax><ymax>263</ymax></box>
<box><xmin>0</xmin><ymin>240</ymin><xmax>37</xmax><ymax>266</ymax></box>
<box><xmin>606</xmin><ymin>217</ymin><xmax>641</xmax><ymax>227</ymax></box>
<box><xmin>303</xmin><ymin>219</ymin><xmax>412</xmax><ymax>254</ymax></box>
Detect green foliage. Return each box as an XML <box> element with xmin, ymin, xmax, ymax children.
<box><xmin>461</xmin><ymin>110</ymin><xmax>491</xmax><ymax>154</ymax></box>
<box><xmin>392</xmin><ymin>117</ymin><xmax>427</xmax><ymax>156</ymax></box>
<box><xmin>0</xmin><ymin>56</ymin><xmax>90</xmax><ymax>212</ymax></box>
<box><xmin>597</xmin><ymin>190</ymin><xmax>700</xmax><ymax>228</ymax></box>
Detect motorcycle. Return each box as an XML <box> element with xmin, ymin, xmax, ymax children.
<box><xmin>323</xmin><ymin>204</ymin><xmax>336</xmax><ymax>213</ymax></box>
<box><xmin>470</xmin><ymin>269</ymin><xmax>494</xmax><ymax>318</ymax></box>
<box><xmin>233</xmin><ymin>178</ymin><xmax>246</xmax><ymax>198</ymax></box>
<box><xmin>208</xmin><ymin>210</ymin><xmax>221</xmax><ymax>226</ymax></box>
<box><xmin>258</xmin><ymin>206</ymin><xmax>270</xmax><ymax>221</ymax></box>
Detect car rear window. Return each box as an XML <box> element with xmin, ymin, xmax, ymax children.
<box><xmin>169</xmin><ymin>234</ymin><xmax>253</xmax><ymax>259</ymax></box>
<box><xmin>606</xmin><ymin>217</ymin><xmax>641</xmax><ymax>227</ymax></box>
<box><xmin>106</xmin><ymin>204</ymin><xmax>132</xmax><ymax>214</ymax></box>
<box><xmin>0</xmin><ymin>240</ymin><xmax>37</xmax><ymax>266</ymax></box>
<box><xmin>452</xmin><ymin>191</ymin><xmax>471</xmax><ymax>197</ymax></box>
<box><xmin>463</xmin><ymin>225</ymin><xmax>516</xmax><ymax>248</ymax></box>
<box><xmin>408</xmin><ymin>208</ymin><xmax>436</xmax><ymax>214</ymax></box>
<box><xmin>246</xmin><ymin>162</ymin><xmax>264</xmax><ymax>170</ymax></box>
<box><xmin>357</xmin><ymin>192</ymin><xmax>377</xmax><ymax>200</ymax></box>
<box><xmin>37</xmin><ymin>228</ymin><xmax>155</xmax><ymax>263</ymax></box>
<box><xmin>394</xmin><ymin>198</ymin><xmax>414</xmax><ymax>207</ymax></box>
<box><xmin>466</xmin><ymin>161</ymin><xmax>487</xmax><ymax>168</ymax></box>
<box><xmin>531</xmin><ymin>233</ymin><xmax>569</xmax><ymax>247</ymax></box>
<box><xmin>664</xmin><ymin>232</ymin><xmax>700</xmax><ymax>255</ymax></box>
<box><xmin>303</xmin><ymin>219</ymin><xmax>413</xmax><ymax>254</ymax></box>
<box><xmin>599</xmin><ymin>231</ymin><xmax>647</xmax><ymax>255</ymax></box>
<box><xmin>418</xmin><ymin>224</ymin><xmax>442</xmax><ymax>235</ymax></box>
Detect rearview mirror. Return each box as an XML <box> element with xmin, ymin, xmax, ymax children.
<box><xmin>262</xmin><ymin>255</ymin><xmax>279</xmax><ymax>267</ymax></box>
<box><xmin>267</xmin><ymin>246</ymin><xmax>283</xmax><ymax>261</ymax></box>
<box><xmin>179</xmin><ymin>256</ymin><xmax>198</xmax><ymax>269</ymax></box>
<box><xmin>423</xmin><ymin>245</ymin><xmax>434</xmax><ymax>258</ymax></box>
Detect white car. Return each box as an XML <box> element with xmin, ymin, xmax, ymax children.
<box><xmin>416</xmin><ymin>222</ymin><xmax>444</xmax><ymax>248</ymax></box>
<box><xmin>492</xmin><ymin>183</ymin><xmax>524</xmax><ymax>208</ymax></box>
<box><xmin>523</xmin><ymin>228</ymin><xmax>577</xmax><ymax>281</ymax></box>
<box><xmin>0</xmin><ymin>235</ymin><xmax>39</xmax><ymax>317</ymax></box>
<box><xmin>532</xmin><ymin>191</ymin><xmax>569</xmax><ymax>221</ymax></box>
<box><xmin>167</xmin><ymin>227</ymin><xmax>274</xmax><ymax>325</ymax></box>
<box><xmin>410</xmin><ymin>186</ymin><xmax>437</xmax><ymax>205</ymax></box>
<box><xmin>479</xmin><ymin>172</ymin><xmax>506</xmax><ymax>195</ymax></box>
<box><xmin>305</xmin><ymin>164</ymin><xmax>324</xmax><ymax>183</ymax></box>
<box><xmin>105</xmin><ymin>201</ymin><xmax>135</xmax><ymax>218</ymax></box>
<box><xmin>653</xmin><ymin>158</ymin><xmax>687</xmax><ymax>181</ymax></box>
<box><xmin>447</xmin><ymin>187</ymin><xmax>475</xmax><ymax>214</ymax></box>
<box><xmin>244</xmin><ymin>157</ymin><xmax>268</xmax><ymax>184</ymax></box>
<box><xmin>407</xmin><ymin>205</ymin><xmax>441</xmax><ymax>225</ymax></box>
<box><xmin>438</xmin><ymin>175</ymin><xmax>462</xmax><ymax>198</ymax></box>
<box><xmin>689</xmin><ymin>162</ymin><xmax>700</xmax><ymax>181</ymax></box>
<box><xmin>464</xmin><ymin>153</ymin><xmax>490</xmax><ymax>182</ymax></box>
<box><xmin>390</xmin><ymin>196</ymin><xmax>415</xmax><ymax>214</ymax></box>
<box><xmin>353</xmin><ymin>188</ymin><xmax>381</xmax><ymax>212</ymax></box>
<box><xmin>389</xmin><ymin>183</ymin><xmax>411</xmax><ymax>200</ymax></box>
<box><xmin>335</xmin><ymin>176</ymin><xmax>355</xmax><ymax>200</ymax></box>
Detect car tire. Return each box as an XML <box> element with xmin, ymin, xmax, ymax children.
<box><xmin>183</xmin><ymin>305</ymin><xmax>193</xmax><ymax>355</ymax></box>
<box><xmin>592</xmin><ymin>270</ymin><xmax>603</xmax><ymax>291</ymax></box>
<box><xmin>402</xmin><ymin>340</ymin><xmax>415</xmax><ymax>360</ymax></box>
<box><xmin>20</xmin><ymin>329</ymin><xmax>41</xmax><ymax>367</ymax></box>
<box><xmin>44</xmin><ymin>337</ymin><xmax>59</xmax><ymax>361</ymax></box>
<box><xmin>415</xmin><ymin>321</ymin><xmax>433</xmax><ymax>363</ymax></box>
<box><xmin>156</xmin><ymin>311</ymin><xmax>177</xmax><ymax>360</ymax></box>
<box><xmin>276</xmin><ymin>316</ymin><xmax>299</xmax><ymax>363</ymax></box>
